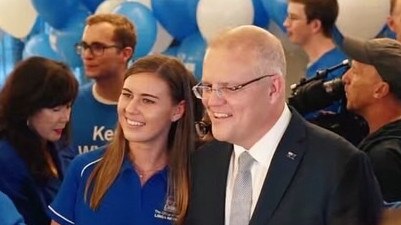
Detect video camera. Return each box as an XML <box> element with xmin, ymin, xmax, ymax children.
<box><xmin>288</xmin><ymin>59</ymin><xmax>369</xmax><ymax>146</ymax></box>
<box><xmin>288</xmin><ymin>59</ymin><xmax>350</xmax><ymax>115</ymax></box>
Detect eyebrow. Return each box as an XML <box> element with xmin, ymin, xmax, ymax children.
<box><xmin>81</xmin><ymin>41</ymin><xmax>109</xmax><ymax>46</ymax></box>
<box><xmin>121</xmin><ymin>88</ymin><xmax>160</xmax><ymax>99</ymax></box>
<box><xmin>200</xmin><ymin>81</ymin><xmax>231</xmax><ymax>86</ymax></box>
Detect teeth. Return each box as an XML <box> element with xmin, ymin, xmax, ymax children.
<box><xmin>127</xmin><ymin>119</ymin><xmax>145</xmax><ymax>126</ymax></box>
<box><xmin>213</xmin><ymin>112</ymin><xmax>231</xmax><ymax>118</ymax></box>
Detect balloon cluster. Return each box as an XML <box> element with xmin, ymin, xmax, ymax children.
<box><xmin>0</xmin><ymin>0</ymin><xmax>393</xmax><ymax>81</ymax></box>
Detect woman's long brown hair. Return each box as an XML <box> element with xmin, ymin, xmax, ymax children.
<box><xmin>84</xmin><ymin>54</ymin><xmax>200</xmax><ymax>225</ymax></box>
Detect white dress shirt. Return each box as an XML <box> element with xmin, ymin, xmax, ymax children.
<box><xmin>225</xmin><ymin>105</ymin><xmax>291</xmax><ymax>225</ymax></box>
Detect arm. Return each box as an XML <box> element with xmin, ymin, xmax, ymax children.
<box><xmin>48</xmin><ymin>154</ymin><xmax>83</xmax><ymax>225</ymax></box>
<box><xmin>0</xmin><ymin>191</ymin><xmax>25</xmax><ymax>225</ymax></box>
<box><xmin>366</xmin><ymin>141</ymin><xmax>401</xmax><ymax>202</ymax></box>
<box><xmin>327</xmin><ymin>151</ymin><xmax>383</xmax><ymax>225</ymax></box>
<box><xmin>51</xmin><ymin>220</ymin><xmax>61</xmax><ymax>225</ymax></box>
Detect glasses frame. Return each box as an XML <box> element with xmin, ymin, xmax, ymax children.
<box><xmin>75</xmin><ymin>42</ymin><xmax>122</xmax><ymax>56</ymax></box>
<box><xmin>192</xmin><ymin>74</ymin><xmax>275</xmax><ymax>99</ymax></box>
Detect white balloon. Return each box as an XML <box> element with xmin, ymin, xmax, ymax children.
<box><xmin>150</xmin><ymin>22</ymin><xmax>173</xmax><ymax>53</ymax></box>
<box><xmin>127</xmin><ymin>0</ymin><xmax>151</xmax><ymax>8</ymax></box>
<box><xmin>336</xmin><ymin>0</ymin><xmax>390</xmax><ymax>39</ymax></box>
<box><xmin>0</xmin><ymin>0</ymin><xmax>37</xmax><ymax>38</ymax></box>
<box><xmin>197</xmin><ymin>0</ymin><xmax>254</xmax><ymax>42</ymax></box>
<box><xmin>95</xmin><ymin>0</ymin><xmax>125</xmax><ymax>14</ymax></box>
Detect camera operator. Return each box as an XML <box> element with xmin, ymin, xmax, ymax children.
<box><xmin>341</xmin><ymin>36</ymin><xmax>401</xmax><ymax>203</ymax></box>
<box><xmin>288</xmin><ymin>60</ymin><xmax>369</xmax><ymax>146</ymax></box>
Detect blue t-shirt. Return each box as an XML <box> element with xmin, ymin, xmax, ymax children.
<box><xmin>306</xmin><ymin>47</ymin><xmax>347</xmax><ymax>80</ymax></box>
<box><xmin>304</xmin><ymin>47</ymin><xmax>347</xmax><ymax>119</ymax></box>
<box><xmin>0</xmin><ymin>139</ymin><xmax>66</xmax><ymax>225</ymax></box>
<box><xmin>0</xmin><ymin>191</ymin><xmax>25</xmax><ymax>225</ymax></box>
<box><xmin>69</xmin><ymin>83</ymin><xmax>118</xmax><ymax>158</ymax></box>
<box><xmin>49</xmin><ymin>147</ymin><xmax>174</xmax><ymax>225</ymax></box>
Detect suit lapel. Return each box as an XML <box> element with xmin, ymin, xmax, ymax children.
<box><xmin>202</xmin><ymin>141</ymin><xmax>233</xmax><ymax>224</ymax></box>
<box><xmin>250</xmin><ymin>112</ymin><xmax>307</xmax><ymax>225</ymax></box>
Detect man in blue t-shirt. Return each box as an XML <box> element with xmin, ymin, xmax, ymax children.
<box><xmin>283</xmin><ymin>0</ymin><xmax>346</xmax><ymax>114</ymax></box>
<box><xmin>283</xmin><ymin>0</ymin><xmax>368</xmax><ymax>145</ymax></box>
<box><xmin>68</xmin><ymin>14</ymin><xmax>136</xmax><ymax>159</ymax></box>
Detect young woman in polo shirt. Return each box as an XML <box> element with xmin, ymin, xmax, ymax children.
<box><xmin>49</xmin><ymin>54</ymin><xmax>200</xmax><ymax>225</ymax></box>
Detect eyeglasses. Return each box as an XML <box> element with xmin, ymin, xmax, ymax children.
<box><xmin>285</xmin><ymin>14</ymin><xmax>307</xmax><ymax>22</ymax></box>
<box><xmin>75</xmin><ymin>42</ymin><xmax>121</xmax><ymax>56</ymax></box>
<box><xmin>192</xmin><ymin>74</ymin><xmax>275</xmax><ymax>99</ymax></box>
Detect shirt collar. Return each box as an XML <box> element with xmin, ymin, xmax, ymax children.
<box><xmin>121</xmin><ymin>155</ymin><xmax>169</xmax><ymax>182</ymax></box>
<box><xmin>233</xmin><ymin>104</ymin><xmax>292</xmax><ymax>167</ymax></box>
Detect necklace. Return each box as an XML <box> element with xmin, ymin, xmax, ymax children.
<box><xmin>133</xmin><ymin>163</ymin><xmax>166</xmax><ymax>182</ymax></box>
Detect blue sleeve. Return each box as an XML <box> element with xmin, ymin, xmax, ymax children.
<box><xmin>0</xmin><ymin>191</ymin><xmax>25</xmax><ymax>225</ymax></box>
<box><xmin>48</xmin><ymin>155</ymin><xmax>84</xmax><ymax>225</ymax></box>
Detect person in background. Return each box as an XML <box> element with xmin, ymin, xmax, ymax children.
<box><xmin>283</xmin><ymin>0</ymin><xmax>368</xmax><ymax>145</ymax></box>
<box><xmin>69</xmin><ymin>13</ymin><xmax>135</xmax><ymax>158</ymax></box>
<box><xmin>49</xmin><ymin>54</ymin><xmax>199</xmax><ymax>225</ymax></box>
<box><xmin>0</xmin><ymin>191</ymin><xmax>25</xmax><ymax>225</ymax></box>
<box><xmin>186</xmin><ymin>25</ymin><xmax>383</xmax><ymax>225</ymax></box>
<box><xmin>0</xmin><ymin>56</ymin><xmax>79</xmax><ymax>225</ymax></box>
<box><xmin>388</xmin><ymin>0</ymin><xmax>401</xmax><ymax>42</ymax></box>
<box><xmin>341</xmin><ymin>37</ymin><xmax>401</xmax><ymax>203</ymax></box>
<box><xmin>283</xmin><ymin>0</ymin><xmax>346</xmax><ymax>81</ymax></box>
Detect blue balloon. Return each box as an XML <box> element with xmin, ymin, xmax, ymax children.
<box><xmin>261</xmin><ymin>0</ymin><xmax>287</xmax><ymax>32</ymax></box>
<box><xmin>152</xmin><ymin>0</ymin><xmax>199</xmax><ymax>40</ymax></box>
<box><xmin>31</xmin><ymin>0</ymin><xmax>80</xmax><ymax>29</ymax></box>
<box><xmin>23</xmin><ymin>33</ymin><xmax>62</xmax><ymax>61</ymax></box>
<box><xmin>49</xmin><ymin>8</ymin><xmax>90</xmax><ymax>67</ymax></box>
<box><xmin>176</xmin><ymin>33</ymin><xmax>206</xmax><ymax>81</ymax></box>
<box><xmin>163</xmin><ymin>45</ymin><xmax>179</xmax><ymax>57</ymax></box>
<box><xmin>81</xmin><ymin>0</ymin><xmax>104</xmax><ymax>13</ymax></box>
<box><xmin>28</xmin><ymin>17</ymin><xmax>46</xmax><ymax>38</ymax></box>
<box><xmin>253</xmin><ymin>0</ymin><xmax>270</xmax><ymax>27</ymax></box>
<box><xmin>113</xmin><ymin>2</ymin><xmax>157</xmax><ymax>58</ymax></box>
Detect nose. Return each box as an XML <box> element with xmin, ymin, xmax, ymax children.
<box><xmin>283</xmin><ymin>17</ymin><xmax>290</xmax><ymax>28</ymax></box>
<box><xmin>125</xmin><ymin>98</ymin><xmax>140</xmax><ymax>114</ymax></box>
<box><xmin>283</xmin><ymin>16</ymin><xmax>291</xmax><ymax>29</ymax></box>
<box><xmin>81</xmin><ymin>47</ymin><xmax>94</xmax><ymax>59</ymax></box>
<box><xmin>342</xmin><ymin>69</ymin><xmax>351</xmax><ymax>84</ymax></box>
<box><xmin>62</xmin><ymin>108</ymin><xmax>71</xmax><ymax>122</ymax></box>
<box><xmin>204</xmin><ymin>88</ymin><xmax>226</xmax><ymax>107</ymax></box>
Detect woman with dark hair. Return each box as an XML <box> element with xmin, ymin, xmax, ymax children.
<box><xmin>49</xmin><ymin>54</ymin><xmax>199</xmax><ymax>225</ymax></box>
<box><xmin>0</xmin><ymin>56</ymin><xmax>79</xmax><ymax>225</ymax></box>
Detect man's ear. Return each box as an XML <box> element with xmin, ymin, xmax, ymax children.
<box><xmin>310</xmin><ymin>19</ymin><xmax>322</xmax><ymax>34</ymax></box>
<box><xmin>122</xmin><ymin>46</ymin><xmax>134</xmax><ymax>62</ymax></box>
<box><xmin>373</xmin><ymin>81</ymin><xmax>390</xmax><ymax>99</ymax></box>
<box><xmin>172</xmin><ymin>100</ymin><xmax>186</xmax><ymax>122</ymax></box>
<box><xmin>267</xmin><ymin>75</ymin><xmax>284</xmax><ymax>103</ymax></box>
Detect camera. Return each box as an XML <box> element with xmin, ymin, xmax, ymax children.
<box><xmin>288</xmin><ymin>59</ymin><xmax>350</xmax><ymax>114</ymax></box>
<box><xmin>288</xmin><ymin>59</ymin><xmax>369</xmax><ymax>146</ymax></box>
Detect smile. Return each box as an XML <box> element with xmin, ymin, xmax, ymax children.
<box><xmin>126</xmin><ymin>119</ymin><xmax>145</xmax><ymax>126</ymax></box>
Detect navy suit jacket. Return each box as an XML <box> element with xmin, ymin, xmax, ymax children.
<box><xmin>186</xmin><ymin>111</ymin><xmax>383</xmax><ymax>225</ymax></box>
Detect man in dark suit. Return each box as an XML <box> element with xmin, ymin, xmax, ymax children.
<box><xmin>186</xmin><ymin>25</ymin><xmax>383</xmax><ymax>225</ymax></box>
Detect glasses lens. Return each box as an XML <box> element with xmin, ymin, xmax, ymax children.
<box><xmin>192</xmin><ymin>86</ymin><xmax>203</xmax><ymax>99</ymax></box>
<box><xmin>91</xmin><ymin>43</ymin><xmax>104</xmax><ymax>56</ymax></box>
<box><xmin>75</xmin><ymin>43</ymin><xmax>84</xmax><ymax>55</ymax></box>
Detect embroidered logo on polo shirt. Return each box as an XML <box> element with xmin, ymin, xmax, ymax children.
<box><xmin>154</xmin><ymin>196</ymin><xmax>178</xmax><ymax>221</ymax></box>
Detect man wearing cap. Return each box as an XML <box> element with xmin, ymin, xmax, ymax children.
<box><xmin>342</xmin><ymin>37</ymin><xmax>401</xmax><ymax>203</ymax></box>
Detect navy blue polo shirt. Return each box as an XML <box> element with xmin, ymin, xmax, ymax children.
<box><xmin>49</xmin><ymin>146</ymin><xmax>174</xmax><ymax>225</ymax></box>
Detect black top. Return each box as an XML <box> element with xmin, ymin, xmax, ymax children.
<box><xmin>358</xmin><ymin>119</ymin><xmax>401</xmax><ymax>202</ymax></box>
